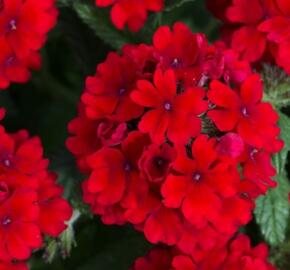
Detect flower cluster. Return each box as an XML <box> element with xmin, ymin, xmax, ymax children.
<box><xmin>131</xmin><ymin>234</ymin><xmax>275</xmax><ymax>270</ymax></box>
<box><xmin>0</xmin><ymin>110</ymin><xmax>72</xmax><ymax>269</ymax></box>
<box><xmin>207</xmin><ymin>0</ymin><xmax>290</xmax><ymax>74</ymax></box>
<box><xmin>0</xmin><ymin>0</ymin><xmax>58</xmax><ymax>89</ymax></box>
<box><xmin>95</xmin><ymin>0</ymin><xmax>164</xmax><ymax>32</ymax></box>
<box><xmin>67</xmin><ymin>22</ymin><xmax>280</xmax><ymax>265</ymax></box>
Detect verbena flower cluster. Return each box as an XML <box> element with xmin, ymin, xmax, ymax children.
<box><xmin>95</xmin><ymin>0</ymin><xmax>164</xmax><ymax>32</ymax></box>
<box><xmin>207</xmin><ymin>0</ymin><xmax>290</xmax><ymax>74</ymax></box>
<box><xmin>0</xmin><ymin>109</ymin><xmax>72</xmax><ymax>270</ymax></box>
<box><xmin>131</xmin><ymin>234</ymin><xmax>275</xmax><ymax>270</ymax></box>
<box><xmin>67</xmin><ymin>22</ymin><xmax>281</xmax><ymax>268</ymax></box>
<box><xmin>0</xmin><ymin>0</ymin><xmax>58</xmax><ymax>89</ymax></box>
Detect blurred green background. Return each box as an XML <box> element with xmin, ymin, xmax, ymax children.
<box><xmin>1</xmin><ymin>0</ymin><xmax>289</xmax><ymax>269</ymax></box>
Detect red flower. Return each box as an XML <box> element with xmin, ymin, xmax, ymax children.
<box><xmin>161</xmin><ymin>135</ymin><xmax>239</xmax><ymax>227</ymax></box>
<box><xmin>0</xmin><ymin>116</ymin><xmax>71</xmax><ymax>265</ymax></box>
<box><xmin>143</xmin><ymin>207</ymin><xmax>183</xmax><ymax>246</ymax></box>
<box><xmin>153</xmin><ymin>23</ymin><xmax>207</xmax><ymax>85</ymax></box>
<box><xmin>96</xmin><ymin>0</ymin><xmax>164</xmax><ymax>32</ymax></box>
<box><xmin>223</xmin><ymin>234</ymin><xmax>275</xmax><ymax>270</ymax></box>
<box><xmin>0</xmin><ymin>37</ymin><xmax>40</xmax><ymax>89</ymax></box>
<box><xmin>132</xmin><ymin>234</ymin><xmax>275</xmax><ymax>270</ymax></box>
<box><xmin>0</xmin><ymin>261</ymin><xmax>28</xmax><ymax>270</ymax></box>
<box><xmin>0</xmin><ymin>188</ymin><xmax>42</xmax><ymax>261</ymax></box>
<box><xmin>67</xmin><ymin>105</ymin><xmax>127</xmax><ymax>174</ymax></box>
<box><xmin>131</xmin><ymin>247</ymin><xmax>172</xmax><ymax>270</ymax></box>
<box><xmin>86</xmin><ymin>131</ymin><xmax>149</xmax><ymax>205</ymax></box>
<box><xmin>206</xmin><ymin>0</ymin><xmax>232</xmax><ymax>21</ymax></box>
<box><xmin>37</xmin><ymin>173</ymin><xmax>72</xmax><ymax>237</ymax></box>
<box><xmin>242</xmin><ymin>147</ymin><xmax>277</xmax><ymax>196</ymax></box>
<box><xmin>207</xmin><ymin>74</ymin><xmax>280</xmax><ymax>148</ymax></box>
<box><xmin>138</xmin><ymin>143</ymin><xmax>176</xmax><ymax>183</ymax></box>
<box><xmin>82</xmin><ymin>53</ymin><xmax>143</xmax><ymax>121</ymax></box>
<box><xmin>131</xmin><ymin>69</ymin><xmax>207</xmax><ymax>144</ymax></box>
<box><xmin>0</xmin><ymin>0</ymin><xmax>58</xmax><ymax>57</ymax></box>
<box><xmin>207</xmin><ymin>0</ymin><xmax>290</xmax><ymax>74</ymax></box>
<box><xmin>0</xmin><ymin>0</ymin><xmax>57</xmax><ymax>89</ymax></box>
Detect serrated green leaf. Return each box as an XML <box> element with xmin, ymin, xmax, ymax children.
<box><xmin>275</xmin><ymin>112</ymin><xmax>290</xmax><ymax>174</ymax></box>
<box><xmin>255</xmin><ymin>174</ymin><xmax>290</xmax><ymax>246</ymax></box>
<box><xmin>73</xmin><ymin>2</ymin><xmax>132</xmax><ymax>50</ymax></box>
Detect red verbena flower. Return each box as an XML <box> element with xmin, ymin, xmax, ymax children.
<box><xmin>0</xmin><ymin>114</ymin><xmax>72</xmax><ymax>265</ymax></box>
<box><xmin>0</xmin><ymin>0</ymin><xmax>58</xmax><ymax>89</ymax></box>
<box><xmin>86</xmin><ymin>131</ymin><xmax>149</xmax><ymax>206</ymax></box>
<box><xmin>95</xmin><ymin>0</ymin><xmax>164</xmax><ymax>32</ymax></box>
<box><xmin>0</xmin><ymin>261</ymin><xmax>28</xmax><ymax>270</ymax></box>
<box><xmin>207</xmin><ymin>0</ymin><xmax>290</xmax><ymax>74</ymax></box>
<box><xmin>132</xmin><ymin>234</ymin><xmax>275</xmax><ymax>270</ymax></box>
<box><xmin>67</xmin><ymin>22</ymin><xmax>282</xmax><ymax>262</ymax></box>
<box><xmin>131</xmin><ymin>69</ymin><xmax>208</xmax><ymax>144</ymax></box>
<box><xmin>82</xmin><ymin>52</ymin><xmax>143</xmax><ymax>122</ymax></box>
<box><xmin>207</xmin><ymin>74</ymin><xmax>280</xmax><ymax>148</ymax></box>
<box><xmin>161</xmin><ymin>135</ymin><xmax>239</xmax><ymax>227</ymax></box>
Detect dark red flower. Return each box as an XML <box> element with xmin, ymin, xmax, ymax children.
<box><xmin>96</xmin><ymin>0</ymin><xmax>164</xmax><ymax>32</ymax></box>
<box><xmin>207</xmin><ymin>74</ymin><xmax>280</xmax><ymax>148</ymax></box>
<box><xmin>82</xmin><ymin>52</ymin><xmax>143</xmax><ymax>121</ymax></box>
<box><xmin>86</xmin><ymin>131</ymin><xmax>149</xmax><ymax>205</ymax></box>
<box><xmin>0</xmin><ymin>261</ymin><xmax>28</xmax><ymax>270</ymax></box>
<box><xmin>0</xmin><ymin>37</ymin><xmax>40</xmax><ymax>89</ymax></box>
<box><xmin>37</xmin><ymin>173</ymin><xmax>72</xmax><ymax>237</ymax></box>
<box><xmin>139</xmin><ymin>143</ymin><xmax>176</xmax><ymax>183</ymax></box>
<box><xmin>0</xmin><ymin>0</ymin><xmax>57</xmax><ymax>89</ymax></box>
<box><xmin>67</xmin><ymin>105</ymin><xmax>127</xmax><ymax>174</ymax></box>
<box><xmin>131</xmin><ymin>69</ymin><xmax>208</xmax><ymax>144</ymax></box>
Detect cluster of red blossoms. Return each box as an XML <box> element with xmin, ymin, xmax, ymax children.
<box><xmin>95</xmin><ymin>0</ymin><xmax>164</xmax><ymax>32</ymax></box>
<box><xmin>0</xmin><ymin>109</ymin><xmax>72</xmax><ymax>270</ymax></box>
<box><xmin>131</xmin><ymin>234</ymin><xmax>275</xmax><ymax>270</ymax></box>
<box><xmin>67</xmin><ymin>21</ymin><xmax>282</xmax><ymax>268</ymax></box>
<box><xmin>207</xmin><ymin>0</ymin><xmax>290</xmax><ymax>74</ymax></box>
<box><xmin>0</xmin><ymin>0</ymin><xmax>58</xmax><ymax>89</ymax></box>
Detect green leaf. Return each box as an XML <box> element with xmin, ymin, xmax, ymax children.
<box><xmin>255</xmin><ymin>174</ymin><xmax>290</xmax><ymax>246</ymax></box>
<box><xmin>254</xmin><ymin>112</ymin><xmax>290</xmax><ymax>245</ymax></box>
<box><xmin>276</xmin><ymin>112</ymin><xmax>290</xmax><ymax>173</ymax></box>
<box><xmin>73</xmin><ymin>2</ymin><xmax>132</xmax><ymax>50</ymax></box>
<box><xmin>43</xmin><ymin>239</ymin><xmax>59</xmax><ymax>264</ymax></box>
<box><xmin>60</xmin><ymin>210</ymin><xmax>81</xmax><ymax>258</ymax></box>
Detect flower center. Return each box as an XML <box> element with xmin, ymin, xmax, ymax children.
<box><xmin>118</xmin><ymin>88</ymin><xmax>126</xmax><ymax>96</ymax></box>
<box><xmin>171</xmin><ymin>58</ymin><xmax>179</xmax><ymax>68</ymax></box>
<box><xmin>250</xmin><ymin>148</ymin><xmax>258</xmax><ymax>160</ymax></box>
<box><xmin>2</xmin><ymin>216</ymin><xmax>11</xmax><ymax>226</ymax></box>
<box><xmin>154</xmin><ymin>157</ymin><xmax>166</xmax><ymax>167</ymax></box>
<box><xmin>164</xmin><ymin>102</ymin><xmax>172</xmax><ymax>111</ymax></box>
<box><xmin>192</xmin><ymin>172</ymin><xmax>202</xmax><ymax>182</ymax></box>
<box><xmin>5</xmin><ymin>55</ymin><xmax>15</xmax><ymax>67</ymax></box>
<box><xmin>241</xmin><ymin>106</ymin><xmax>249</xmax><ymax>117</ymax></box>
<box><xmin>124</xmin><ymin>162</ymin><xmax>131</xmax><ymax>172</ymax></box>
<box><xmin>9</xmin><ymin>19</ymin><xmax>17</xmax><ymax>31</ymax></box>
